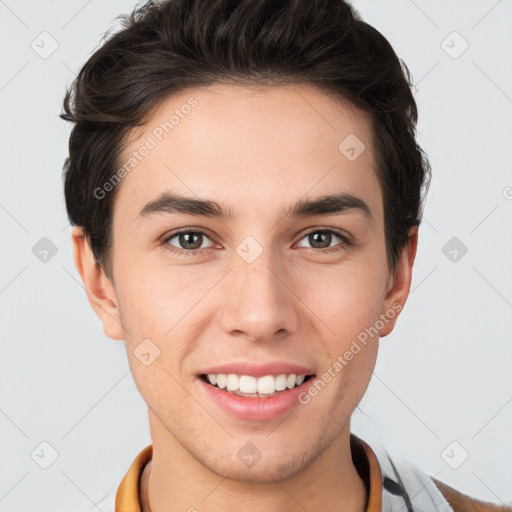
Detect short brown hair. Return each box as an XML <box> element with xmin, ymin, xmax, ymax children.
<box><xmin>61</xmin><ymin>0</ymin><xmax>431</xmax><ymax>279</ymax></box>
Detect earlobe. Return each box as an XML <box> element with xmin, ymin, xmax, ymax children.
<box><xmin>379</xmin><ymin>226</ymin><xmax>419</xmax><ymax>338</ymax></box>
<box><xmin>71</xmin><ymin>226</ymin><xmax>125</xmax><ymax>341</ymax></box>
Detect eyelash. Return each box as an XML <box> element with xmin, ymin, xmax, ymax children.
<box><xmin>159</xmin><ymin>227</ymin><xmax>353</xmax><ymax>257</ymax></box>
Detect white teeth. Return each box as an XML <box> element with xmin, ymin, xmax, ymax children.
<box><xmin>240</xmin><ymin>375</ymin><xmax>257</xmax><ymax>393</ymax></box>
<box><xmin>275</xmin><ymin>374</ymin><xmax>287</xmax><ymax>391</ymax></box>
<box><xmin>226</xmin><ymin>374</ymin><xmax>239</xmax><ymax>391</ymax></box>
<box><xmin>216</xmin><ymin>374</ymin><xmax>227</xmax><ymax>389</ymax></box>
<box><xmin>286</xmin><ymin>374</ymin><xmax>297</xmax><ymax>389</ymax></box>
<box><xmin>205</xmin><ymin>373</ymin><xmax>309</xmax><ymax>395</ymax></box>
<box><xmin>257</xmin><ymin>375</ymin><xmax>276</xmax><ymax>394</ymax></box>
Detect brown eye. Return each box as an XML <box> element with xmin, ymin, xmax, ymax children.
<box><xmin>161</xmin><ymin>229</ymin><xmax>216</xmax><ymax>256</ymax></box>
<box><xmin>296</xmin><ymin>229</ymin><xmax>351</xmax><ymax>253</ymax></box>
<box><xmin>307</xmin><ymin>231</ymin><xmax>333</xmax><ymax>249</ymax></box>
<box><xmin>175</xmin><ymin>232</ymin><xmax>204</xmax><ymax>250</ymax></box>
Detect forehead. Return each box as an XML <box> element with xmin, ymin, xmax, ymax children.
<box><xmin>114</xmin><ymin>83</ymin><xmax>381</xmax><ymax>222</ymax></box>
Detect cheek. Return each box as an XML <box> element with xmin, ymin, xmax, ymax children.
<box><xmin>115</xmin><ymin>270</ymin><xmax>199</xmax><ymax>404</ymax></box>
<box><xmin>116</xmin><ymin>259</ymin><xmax>207</xmax><ymax>333</ymax></box>
<box><xmin>305</xmin><ymin>261</ymin><xmax>386</xmax><ymax>342</ymax></box>
<box><xmin>115</xmin><ymin>264</ymin><xmax>212</xmax><ymax>383</ymax></box>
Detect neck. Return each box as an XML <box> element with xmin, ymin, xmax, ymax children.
<box><xmin>140</xmin><ymin>414</ymin><xmax>368</xmax><ymax>512</ymax></box>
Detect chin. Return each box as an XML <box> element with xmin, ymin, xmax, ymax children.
<box><xmin>207</xmin><ymin>457</ymin><xmax>308</xmax><ymax>483</ymax></box>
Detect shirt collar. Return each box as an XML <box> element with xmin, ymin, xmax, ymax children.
<box><xmin>115</xmin><ymin>433</ymin><xmax>382</xmax><ymax>511</ymax></box>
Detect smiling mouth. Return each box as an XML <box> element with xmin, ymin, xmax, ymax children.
<box><xmin>199</xmin><ymin>373</ymin><xmax>315</xmax><ymax>397</ymax></box>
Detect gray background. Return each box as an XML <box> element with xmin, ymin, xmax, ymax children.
<box><xmin>0</xmin><ymin>0</ymin><xmax>511</xmax><ymax>510</ymax></box>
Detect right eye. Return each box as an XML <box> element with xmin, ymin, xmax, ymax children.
<box><xmin>160</xmin><ymin>228</ymin><xmax>219</xmax><ymax>256</ymax></box>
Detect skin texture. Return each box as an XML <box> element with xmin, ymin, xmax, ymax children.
<box><xmin>72</xmin><ymin>83</ymin><xmax>418</xmax><ymax>512</ymax></box>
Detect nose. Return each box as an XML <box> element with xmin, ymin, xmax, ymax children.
<box><xmin>217</xmin><ymin>247</ymin><xmax>300</xmax><ymax>342</ymax></box>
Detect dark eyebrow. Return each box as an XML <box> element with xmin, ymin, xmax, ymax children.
<box><xmin>137</xmin><ymin>191</ymin><xmax>373</xmax><ymax>223</ymax></box>
<box><xmin>279</xmin><ymin>193</ymin><xmax>373</xmax><ymax>222</ymax></box>
<box><xmin>137</xmin><ymin>192</ymin><xmax>235</xmax><ymax>220</ymax></box>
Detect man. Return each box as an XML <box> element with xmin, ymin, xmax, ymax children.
<box><xmin>60</xmin><ymin>0</ymin><xmax>511</xmax><ymax>510</ymax></box>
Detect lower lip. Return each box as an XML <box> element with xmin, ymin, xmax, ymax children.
<box><xmin>197</xmin><ymin>376</ymin><xmax>316</xmax><ymax>421</ymax></box>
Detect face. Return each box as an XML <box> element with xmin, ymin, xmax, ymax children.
<box><xmin>73</xmin><ymin>83</ymin><xmax>416</xmax><ymax>482</ymax></box>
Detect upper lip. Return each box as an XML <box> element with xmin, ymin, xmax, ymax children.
<box><xmin>197</xmin><ymin>361</ymin><xmax>315</xmax><ymax>378</ymax></box>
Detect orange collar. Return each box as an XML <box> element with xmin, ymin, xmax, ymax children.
<box><xmin>115</xmin><ymin>433</ymin><xmax>383</xmax><ymax>511</ymax></box>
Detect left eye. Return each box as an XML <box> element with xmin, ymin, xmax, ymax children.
<box><xmin>296</xmin><ymin>229</ymin><xmax>350</xmax><ymax>252</ymax></box>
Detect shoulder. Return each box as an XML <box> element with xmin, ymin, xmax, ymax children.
<box><xmin>432</xmin><ymin>478</ymin><xmax>512</xmax><ymax>512</ymax></box>
<box><xmin>358</xmin><ymin>434</ymin><xmax>511</xmax><ymax>512</ymax></box>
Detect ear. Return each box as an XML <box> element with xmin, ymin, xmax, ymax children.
<box><xmin>379</xmin><ymin>226</ymin><xmax>418</xmax><ymax>338</ymax></box>
<box><xmin>71</xmin><ymin>226</ymin><xmax>125</xmax><ymax>340</ymax></box>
